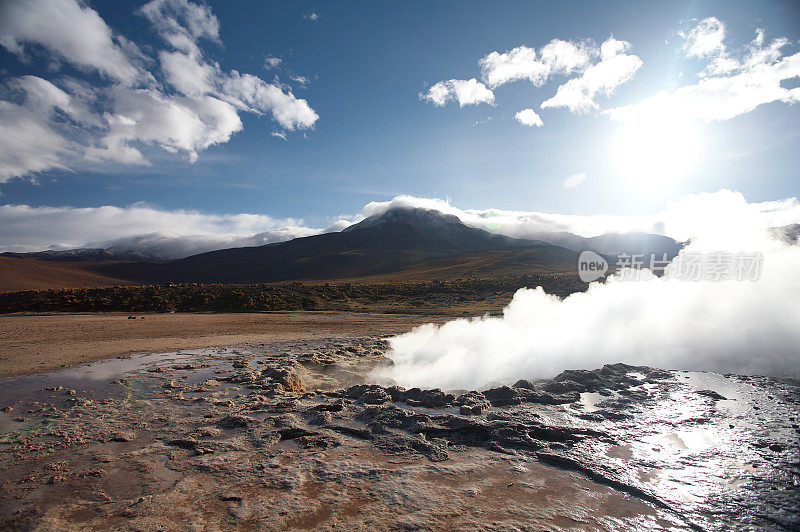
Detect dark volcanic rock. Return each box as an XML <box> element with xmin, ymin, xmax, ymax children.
<box><xmin>343</xmin><ymin>384</ymin><xmax>392</xmax><ymax>404</ymax></box>
<box><xmin>483</xmin><ymin>386</ymin><xmax>521</xmax><ymax>406</ymax></box>
<box><xmin>542</xmin><ymin>380</ymin><xmax>586</xmax><ymax>394</ymax></box>
<box><xmin>512</xmin><ymin>379</ymin><xmax>537</xmax><ymax>390</ymax></box>
<box><xmin>400</xmin><ymin>388</ymin><xmax>455</xmax><ymax>408</ymax></box>
<box><xmin>482</xmin><ymin>385</ymin><xmax>577</xmax><ymax>407</ymax></box>
<box><xmin>360</xmin><ymin>388</ymin><xmax>392</xmax><ymax>405</ymax></box>
<box><xmin>455</xmin><ymin>391</ymin><xmax>489</xmax><ymax>415</ymax></box>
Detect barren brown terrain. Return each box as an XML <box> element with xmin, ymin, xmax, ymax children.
<box><xmin>0</xmin><ymin>257</ymin><xmax>131</xmax><ymax>292</ymax></box>
<box><xmin>0</xmin><ymin>250</ymin><xmax>580</xmax><ymax>293</ymax></box>
<box><xmin>0</xmin><ymin>312</ymin><xmax>448</xmax><ymax>378</ymax></box>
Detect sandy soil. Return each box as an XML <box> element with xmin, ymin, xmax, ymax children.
<box><xmin>0</xmin><ymin>312</ymin><xmax>447</xmax><ymax>378</ymax></box>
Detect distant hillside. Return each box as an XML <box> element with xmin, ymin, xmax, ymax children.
<box><xmin>519</xmin><ymin>230</ymin><xmax>684</xmax><ymax>257</ymax></box>
<box><xmin>91</xmin><ymin>207</ymin><xmax>583</xmax><ymax>284</ymax></box>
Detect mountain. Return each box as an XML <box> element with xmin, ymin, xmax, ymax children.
<box><xmin>91</xmin><ymin>207</ymin><xmax>580</xmax><ymax>284</ymax></box>
<box><xmin>1</xmin><ymin>207</ymin><xmax>689</xmax><ymax>291</ymax></box>
<box><xmin>339</xmin><ymin>207</ymin><xmax>552</xmax><ymax>251</ymax></box>
<box><xmin>521</xmin><ymin>230</ymin><xmax>684</xmax><ymax>258</ymax></box>
<box><xmin>3</xmin><ymin>207</ymin><xmax>685</xmax><ymax>264</ymax></box>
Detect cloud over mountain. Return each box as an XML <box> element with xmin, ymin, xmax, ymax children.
<box><xmin>0</xmin><ymin>203</ymin><xmax>340</xmax><ymax>258</ymax></box>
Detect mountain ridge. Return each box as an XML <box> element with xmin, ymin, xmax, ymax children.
<box><xmin>3</xmin><ymin>206</ymin><xmax>684</xmax><ymax>262</ymax></box>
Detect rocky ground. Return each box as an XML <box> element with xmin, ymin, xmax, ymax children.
<box><xmin>0</xmin><ymin>337</ymin><xmax>798</xmax><ymax>530</ymax></box>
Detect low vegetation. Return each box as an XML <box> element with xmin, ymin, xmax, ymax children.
<box><xmin>0</xmin><ymin>274</ymin><xmax>585</xmax><ymax>315</ymax></box>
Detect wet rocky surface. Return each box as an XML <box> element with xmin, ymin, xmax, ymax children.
<box><xmin>0</xmin><ymin>337</ymin><xmax>797</xmax><ymax>530</ymax></box>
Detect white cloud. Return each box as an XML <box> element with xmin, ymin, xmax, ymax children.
<box><xmin>420</xmin><ymin>78</ymin><xmax>495</xmax><ymax>107</ymax></box>
<box><xmin>0</xmin><ymin>0</ymin><xmax>320</xmax><ymax>181</ymax></box>
<box><xmin>514</xmin><ymin>108</ymin><xmax>543</xmax><ymax>127</ymax></box>
<box><xmin>0</xmin><ymin>101</ymin><xmax>73</xmax><ymax>181</ymax></box>
<box><xmin>0</xmin><ymin>75</ymin><xmax>105</xmax><ymax>181</ymax></box>
<box><xmin>541</xmin><ymin>37</ymin><xmax>642</xmax><ymax>112</ymax></box>
<box><xmin>606</xmin><ymin>23</ymin><xmax>800</xmax><ymax>123</ymax></box>
<box><xmin>479</xmin><ymin>40</ymin><xmax>592</xmax><ymax>88</ymax></box>
<box><xmin>681</xmin><ymin>17</ymin><xmax>726</xmax><ymax>59</ymax></box>
<box><xmin>9</xmin><ymin>75</ymin><xmax>98</xmax><ymax>126</ymax></box>
<box><xmin>222</xmin><ymin>71</ymin><xmax>318</xmax><ymax>130</ymax></box>
<box><xmin>271</xmin><ymin>131</ymin><xmax>287</xmax><ymax>140</ymax></box>
<box><xmin>563</xmin><ymin>172</ymin><xmax>586</xmax><ymax>188</ymax></box>
<box><xmin>0</xmin><ymin>0</ymin><xmax>141</xmax><ymax>83</ymax></box>
<box><xmin>540</xmin><ymin>39</ymin><xmax>593</xmax><ymax>76</ymax></box>
<box><xmin>427</xmin><ymin>36</ymin><xmax>640</xmax><ymax>119</ymax></box>
<box><xmin>139</xmin><ymin>0</ymin><xmax>220</xmax><ymax>53</ymax></box>
<box><xmin>264</xmin><ymin>56</ymin><xmax>282</xmax><ymax>69</ymax></box>
<box><xmin>290</xmin><ymin>74</ymin><xmax>309</xmax><ymax>86</ymax></box>
<box><xmin>479</xmin><ymin>45</ymin><xmax>547</xmax><ymax>87</ymax></box>
<box><xmin>158</xmin><ymin>50</ymin><xmax>219</xmax><ymax>96</ymax></box>
<box><xmin>303</xmin><ymin>12</ymin><xmax>319</xmax><ymax>22</ymax></box>
<box><xmin>85</xmin><ymin>89</ymin><xmax>243</xmax><ymax>165</ymax></box>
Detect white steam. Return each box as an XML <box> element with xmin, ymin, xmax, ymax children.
<box><xmin>377</xmin><ymin>191</ymin><xmax>800</xmax><ymax>388</ymax></box>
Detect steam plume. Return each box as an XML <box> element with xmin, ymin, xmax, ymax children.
<box><xmin>376</xmin><ymin>191</ymin><xmax>800</xmax><ymax>389</ymax></box>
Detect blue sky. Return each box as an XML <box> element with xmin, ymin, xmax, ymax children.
<box><xmin>1</xmin><ymin>0</ymin><xmax>799</xmax><ymax>251</ymax></box>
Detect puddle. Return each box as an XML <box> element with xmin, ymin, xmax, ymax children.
<box><xmin>576</xmin><ymin>392</ymin><xmax>604</xmax><ymax>412</ymax></box>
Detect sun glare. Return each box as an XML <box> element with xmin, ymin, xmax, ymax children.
<box><xmin>612</xmin><ymin>117</ymin><xmax>702</xmax><ymax>190</ymax></box>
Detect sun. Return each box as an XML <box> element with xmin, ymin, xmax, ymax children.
<box><xmin>612</xmin><ymin>116</ymin><xmax>702</xmax><ymax>189</ymax></box>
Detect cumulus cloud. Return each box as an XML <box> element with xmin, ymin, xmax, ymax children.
<box><xmin>303</xmin><ymin>12</ymin><xmax>319</xmax><ymax>22</ymax></box>
<box><xmin>0</xmin><ymin>101</ymin><xmax>73</xmax><ymax>181</ymax></box>
<box><xmin>541</xmin><ymin>37</ymin><xmax>643</xmax><ymax>112</ymax></box>
<box><xmin>375</xmin><ymin>191</ymin><xmax>800</xmax><ymax>389</ymax></box>
<box><xmin>681</xmin><ymin>17</ymin><xmax>726</xmax><ymax>59</ymax></box>
<box><xmin>606</xmin><ymin>19</ymin><xmax>800</xmax><ymax>123</ymax></box>
<box><xmin>0</xmin><ymin>203</ymin><xmax>346</xmax><ymax>259</ymax></box>
<box><xmin>514</xmin><ymin>108</ymin><xmax>543</xmax><ymax>127</ymax></box>
<box><xmin>0</xmin><ymin>75</ymin><xmax>105</xmax><ymax>181</ymax></box>
<box><xmin>222</xmin><ymin>71</ymin><xmax>318</xmax><ymax>130</ymax></box>
<box><xmin>420</xmin><ymin>78</ymin><xmax>495</xmax><ymax>107</ymax></box>
<box><xmin>264</xmin><ymin>56</ymin><xmax>282</xmax><ymax>69</ymax></box>
<box><xmin>479</xmin><ymin>40</ymin><xmax>592</xmax><ymax>88</ymax></box>
<box><xmin>0</xmin><ymin>0</ymin><xmax>319</xmax><ymax>181</ymax></box>
<box><xmin>425</xmin><ymin>35</ymin><xmax>641</xmax><ymax>119</ymax></box>
<box><xmin>86</xmin><ymin>89</ymin><xmax>243</xmax><ymax>165</ymax></box>
<box><xmin>0</xmin><ymin>0</ymin><xmax>141</xmax><ymax>83</ymax></box>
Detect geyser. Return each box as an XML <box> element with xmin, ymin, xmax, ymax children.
<box><xmin>375</xmin><ymin>191</ymin><xmax>800</xmax><ymax>390</ymax></box>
